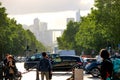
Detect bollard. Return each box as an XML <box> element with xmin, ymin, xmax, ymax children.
<box><xmin>36</xmin><ymin>63</ymin><xmax>39</xmax><ymax>80</ymax></box>
<box><xmin>74</xmin><ymin>68</ymin><xmax>83</xmax><ymax>80</ymax></box>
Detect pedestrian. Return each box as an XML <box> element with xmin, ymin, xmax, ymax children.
<box><xmin>39</xmin><ymin>52</ymin><xmax>52</xmax><ymax>80</ymax></box>
<box><xmin>48</xmin><ymin>56</ymin><xmax>53</xmax><ymax>80</ymax></box>
<box><xmin>3</xmin><ymin>53</ymin><xmax>10</xmax><ymax>80</ymax></box>
<box><xmin>7</xmin><ymin>55</ymin><xmax>17</xmax><ymax>80</ymax></box>
<box><xmin>45</xmin><ymin>55</ymin><xmax>53</xmax><ymax>80</ymax></box>
<box><xmin>99</xmin><ymin>49</ymin><xmax>113</xmax><ymax>80</ymax></box>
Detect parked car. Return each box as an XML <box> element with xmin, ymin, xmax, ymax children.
<box><xmin>83</xmin><ymin>58</ymin><xmax>96</xmax><ymax>69</ymax></box>
<box><xmin>16</xmin><ymin>56</ymin><xmax>26</xmax><ymax>62</ymax></box>
<box><xmin>24</xmin><ymin>53</ymin><xmax>84</xmax><ymax>71</ymax></box>
<box><xmin>24</xmin><ymin>52</ymin><xmax>59</xmax><ymax>70</ymax></box>
<box><xmin>85</xmin><ymin>55</ymin><xmax>120</xmax><ymax>77</ymax></box>
<box><xmin>52</xmin><ymin>55</ymin><xmax>84</xmax><ymax>71</ymax></box>
<box><xmin>85</xmin><ymin>61</ymin><xmax>101</xmax><ymax>77</ymax></box>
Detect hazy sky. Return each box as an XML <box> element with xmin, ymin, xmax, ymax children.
<box><xmin>0</xmin><ymin>0</ymin><xmax>94</xmax><ymax>29</ymax></box>
<box><xmin>1</xmin><ymin>0</ymin><xmax>94</xmax><ymax>14</ymax></box>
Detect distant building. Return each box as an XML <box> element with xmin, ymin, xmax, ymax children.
<box><xmin>66</xmin><ymin>9</ymin><xmax>81</xmax><ymax>23</ymax></box>
<box><xmin>76</xmin><ymin>9</ymin><xmax>81</xmax><ymax>22</ymax></box>
<box><xmin>23</xmin><ymin>18</ymin><xmax>64</xmax><ymax>51</ymax></box>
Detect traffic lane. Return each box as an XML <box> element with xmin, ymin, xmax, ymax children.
<box><xmin>51</xmin><ymin>72</ymin><xmax>100</xmax><ymax>80</ymax></box>
<box><xmin>21</xmin><ymin>71</ymin><xmax>71</xmax><ymax>80</ymax></box>
<box><xmin>21</xmin><ymin>71</ymin><xmax>100</xmax><ymax>80</ymax></box>
<box><xmin>84</xmin><ymin>74</ymin><xmax>100</xmax><ymax>80</ymax></box>
<box><xmin>16</xmin><ymin>62</ymin><xmax>100</xmax><ymax>80</ymax></box>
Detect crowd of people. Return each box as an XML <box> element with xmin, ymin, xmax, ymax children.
<box><xmin>1</xmin><ymin>54</ymin><xmax>21</xmax><ymax>80</ymax></box>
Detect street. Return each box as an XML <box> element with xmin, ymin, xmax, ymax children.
<box><xmin>16</xmin><ymin>62</ymin><xmax>100</xmax><ymax>80</ymax></box>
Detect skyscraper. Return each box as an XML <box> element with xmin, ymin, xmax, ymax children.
<box><xmin>76</xmin><ymin>9</ymin><xmax>81</xmax><ymax>22</ymax></box>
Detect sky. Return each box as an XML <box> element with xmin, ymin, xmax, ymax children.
<box><xmin>0</xmin><ymin>0</ymin><xmax>94</xmax><ymax>29</ymax></box>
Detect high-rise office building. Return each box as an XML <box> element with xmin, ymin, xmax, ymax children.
<box><xmin>76</xmin><ymin>9</ymin><xmax>81</xmax><ymax>22</ymax></box>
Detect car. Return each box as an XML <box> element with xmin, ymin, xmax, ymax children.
<box><xmin>24</xmin><ymin>53</ymin><xmax>84</xmax><ymax>71</ymax></box>
<box><xmin>16</xmin><ymin>56</ymin><xmax>26</xmax><ymax>62</ymax></box>
<box><xmin>52</xmin><ymin>55</ymin><xmax>84</xmax><ymax>71</ymax></box>
<box><xmin>24</xmin><ymin>52</ymin><xmax>59</xmax><ymax>70</ymax></box>
<box><xmin>83</xmin><ymin>58</ymin><xmax>96</xmax><ymax>69</ymax></box>
<box><xmin>84</xmin><ymin>55</ymin><xmax>120</xmax><ymax>77</ymax></box>
<box><xmin>85</xmin><ymin>61</ymin><xmax>101</xmax><ymax>77</ymax></box>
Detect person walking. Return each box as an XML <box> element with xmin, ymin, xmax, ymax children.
<box><xmin>46</xmin><ymin>55</ymin><xmax>53</xmax><ymax>80</ymax></box>
<box><xmin>39</xmin><ymin>52</ymin><xmax>52</xmax><ymax>80</ymax></box>
<box><xmin>100</xmin><ymin>49</ymin><xmax>113</xmax><ymax>80</ymax></box>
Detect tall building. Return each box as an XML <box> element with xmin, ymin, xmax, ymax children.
<box><xmin>23</xmin><ymin>18</ymin><xmax>64</xmax><ymax>51</ymax></box>
<box><xmin>76</xmin><ymin>9</ymin><xmax>81</xmax><ymax>22</ymax></box>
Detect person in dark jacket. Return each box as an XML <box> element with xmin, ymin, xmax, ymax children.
<box><xmin>46</xmin><ymin>55</ymin><xmax>53</xmax><ymax>80</ymax></box>
<box><xmin>7</xmin><ymin>55</ymin><xmax>18</xmax><ymax>80</ymax></box>
<box><xmin>3</xmin><ymin>54</ymin><xmax>10</xmax><ymax>80</ymax></box>
<box><xmin>39</xmin><ymin>52</ymin><xmax>52</xmax><ymax>80</ymax></box>
<box><xmin>100</xmin><ymin>49</ymin><xmax>113</xmax><ymax>80</ymax></box>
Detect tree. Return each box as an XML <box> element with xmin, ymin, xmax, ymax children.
<box><xmin>0</xmin><ymin>2</ymin><xmax>46</xmax><ymax>59</ymax></box>
<box><xmin>94</xmin><ymin>0</ymin><xmax>120</xmax><ymax>50</ymax></box>
<box><xmin>58</xmin><ymin>0</ymin><xmax>120</xmax><ymax>56</ymax></box>
<box><xmin>57</xmin><ymin>21</ymin><xmax>81</xmax><ymax>55</ymax></box>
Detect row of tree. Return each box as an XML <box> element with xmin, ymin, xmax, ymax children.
<box><xmin>57</xmin><ymin>0</ymin><xmax>120</xmax><ymax>56</ymax></box>
<box><xmin>0</xmin><ymin>3</ymin><xmax>46</xmax><ymax>60</ymax></box>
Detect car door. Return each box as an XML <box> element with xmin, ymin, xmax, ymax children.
<box><xmin>25</xmin><ymin>54</ymin><xmax>42</xmax><ymax>69</ymax></box>
<box><xmin>52</xmin><ymin>56</ymin><xmax>73</xmax><ymax>71</ymax></box>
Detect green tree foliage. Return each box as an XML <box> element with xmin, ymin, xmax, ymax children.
<box><xmin>57</xmin><ymin>21</ymin><xmax>80</xmax><ymax>55</ymax></box>
<box><xmin>76</xmin><ymin>15</ymin><xmax>97</xmax><ymax>54</ymax></box>
<box><xmin>0</xmin><ymin>2</ymin><xmax>46</xmax><ymax>59</ymax></box>
<box><xmin>57</xmin><ymin>0</ymin><xmax>120</xmax><ymax>55</ymax></box>
<box><xmin>94</xmin><ymin>0</ymin><xmax>120</xmax><ymax>49</ymax></box>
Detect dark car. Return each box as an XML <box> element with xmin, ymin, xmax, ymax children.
<box><xmin>24</xmin><ymin>53</ymin><xmax>84</xmax><ymax>71</ymax></box>
<box><xmin>52</xmin><ymin>55</ymin><xmax>84</xmax><ymax>71</ymax></box>
<box><xmin>85</xmin><ymin>61</ymin><xmax>101</xmax><ymax>77</ymax></box>
<box><xmin>83</xmin><ymin>58</ymin><xmax>96</xmax><ymax>69</ymax></box>
<box><xmin>24</xmin><ymin>52</ymin><xmax>59</xmax><ymax>70</ymax></box>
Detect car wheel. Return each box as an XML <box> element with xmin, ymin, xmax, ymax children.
<box><xmin>90</xmin><ymin>67</ymin><xmax>100</xmax><ymax>77</ymax></box>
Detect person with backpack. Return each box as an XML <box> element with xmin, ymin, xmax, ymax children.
<box><xmin>39</xmin><ymin>52</ymin><xmax>52</xmax><ymax>80</ymax></box>
<box><xmin>100</xmin><ymin>49</ymin><xmax>113</xmax><ymax>80</ymax></box>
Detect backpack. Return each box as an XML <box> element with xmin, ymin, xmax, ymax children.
<box><xmin>104</xmin><ymin>59</ymin><xmax>113</xmax><ymax>80</ymax></box>
<box><xmin>111</xmin><ymin>58</ymin><xmax>120</xmax><ymax>80</ymax></box>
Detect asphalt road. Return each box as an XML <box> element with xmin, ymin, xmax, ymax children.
<box><xmin>16</xmin><ymin>62</ymin><xmax>100</xmax><ymax>80</ymax></box>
